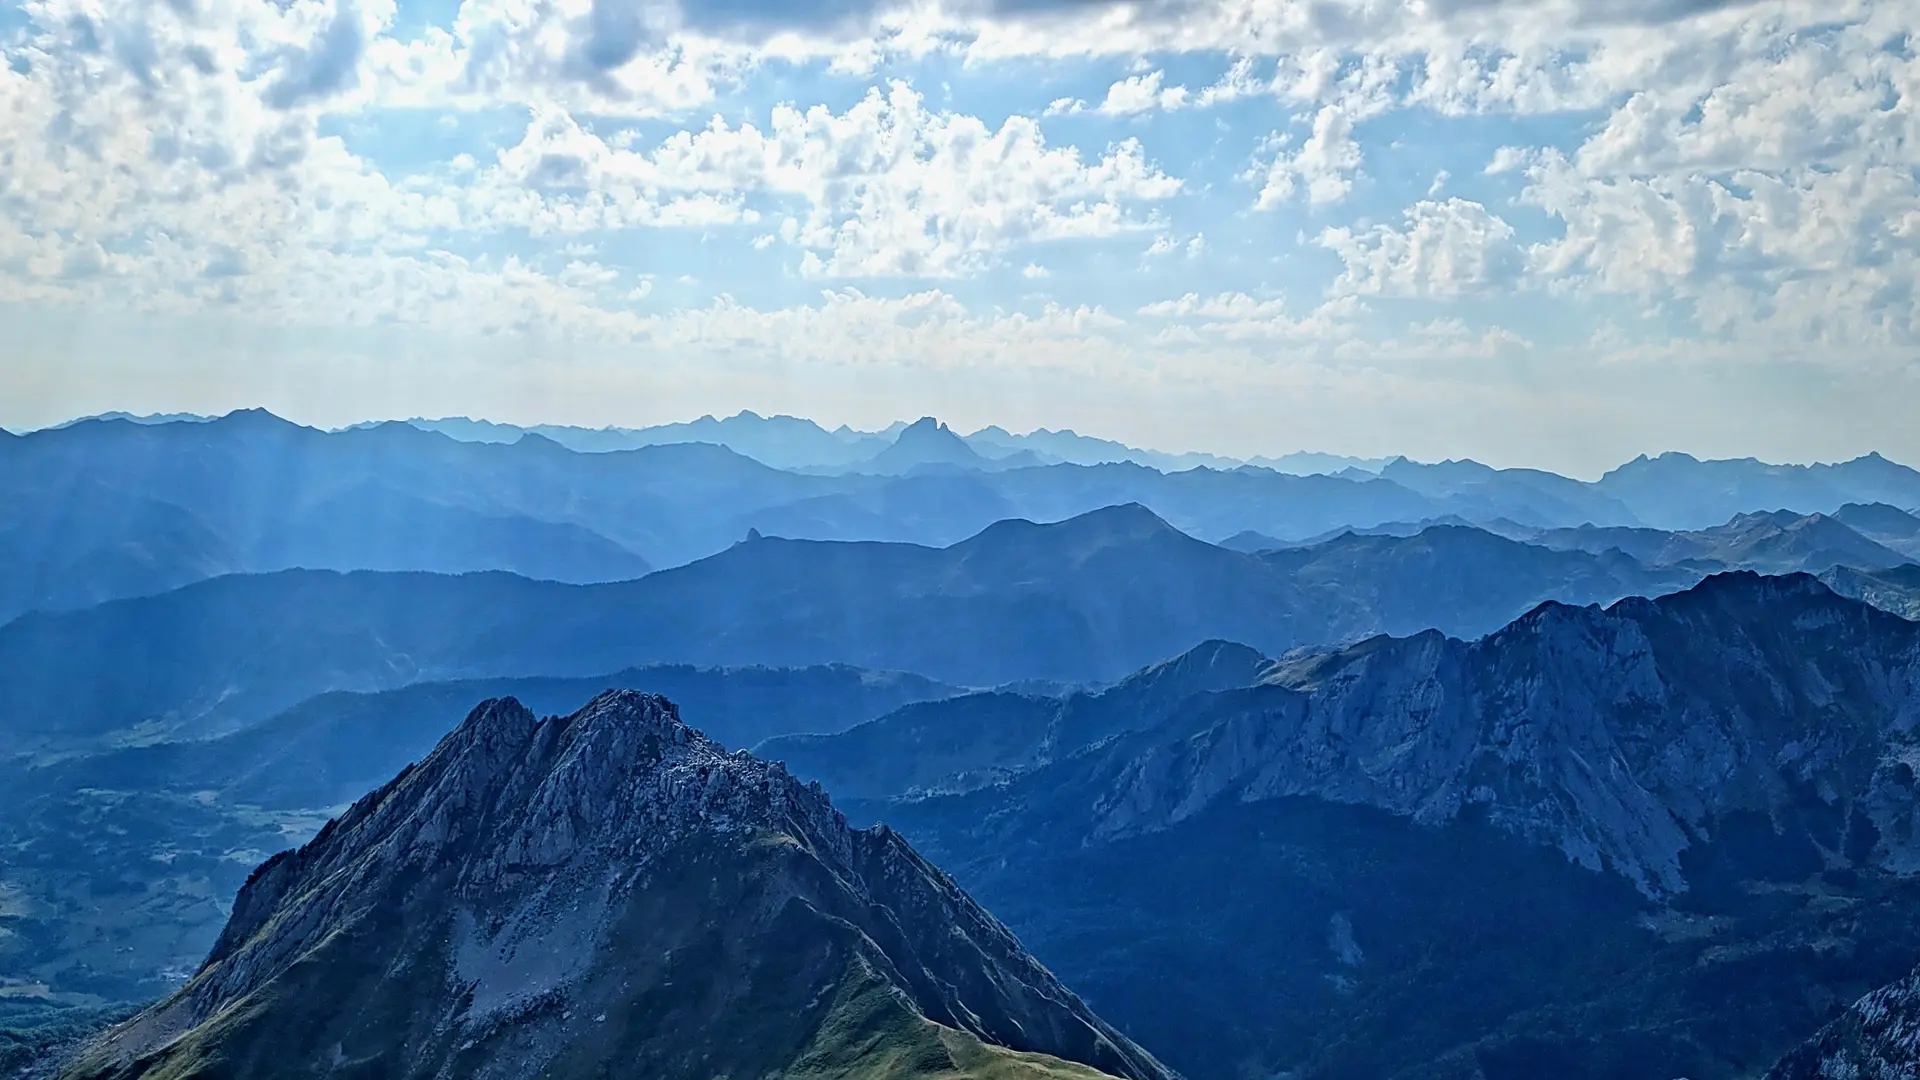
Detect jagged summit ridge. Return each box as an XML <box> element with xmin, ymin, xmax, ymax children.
<box><xmin>193</xmin><ymin>690</ymin><xmax>854</xmax><ymax>1023</ymax></box>
<box><xmin>67</xmin><ymin>690</ymin><xmax>1174</xmax><ymax>1080</ymax></box>
<box><xmin>1073</xmin><ymin>572</ymin><xmax>1920</xmax><ymax>897</ymax></box>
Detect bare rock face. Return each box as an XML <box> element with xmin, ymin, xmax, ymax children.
<box><xmin>1072</xmin><ymin>572</ymin><xmax>1920</xmax><ymax>897</ymax></box>
<box><xmin>1768</xmin><ymin>962</ymin><xmax>1920</xmax><ymax>1079</ymax></box>
<box><xmin>62</xmin><ymin>690</ymin><xmax>1174</xmax><ymax>1080</ymax></box>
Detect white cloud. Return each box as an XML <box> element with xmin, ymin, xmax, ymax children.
<box><xmin>1253</xmin><ymin>105</ymin><xmax>1363</xmax><ymax>208</ymax></box>
<box><xmin>1099</xmin><ymin>70</ymin><xmax>1192</xmax><ymax>115</ymax></box>
<box><xmin>1139</xmin><ymin>291</ymin><xmax>1364</xmax><ymax>344</ymax></box>
<box><xmin>1022</xmin><ymin>262</ymin><xmax>1051</xmax><ymax>278</ymax></box>
<box><xmin>1320</xmin><ymin>199</ymin><xmax>1526</xmax><ymax>296</ymax></box>
<box><xmin>4</xmin><ymin>0</ymin><xmax>1917</xmax><ymax>458</ymax></box>
<box><xmin>1140</xmin><ymin>292</ymin><xmax>1289</xmax><ymax>319</ymax></box>
<box><xmin>634</xmin><ymin>289</ymin><xmax>1134</xmax><ymax>376</ymax></box>
<box><xmin>480</xmin><ymin>83</ymin><xmax>1180</xmax><ymax>276</ymax></box>
<box><xmin>1519</xmin><ymin>151</ymin><xmax>1920</xmax><ymax>346</ymax></box>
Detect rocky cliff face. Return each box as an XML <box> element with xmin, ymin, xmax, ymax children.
<box><xmin>1768</xmin><ymin>961</ymin><xmax>1920</xmax><ymax>1079</ymax></box>
<box><xmin>1067</xmin><ymin>572</ymin><xmax>1920</xmax><ymax>896</ymax></box>
<box><xmin>60</xmin><ymin>690</ymin><xmax>1173</xmax><ymax>1080</ymax></box>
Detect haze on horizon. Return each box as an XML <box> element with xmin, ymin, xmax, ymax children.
<box><xmin>2</xmin><ymin>0</ymin><xmax>1915</xmax><ymax>475</ymax></box>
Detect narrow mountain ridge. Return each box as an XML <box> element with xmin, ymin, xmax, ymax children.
<box><xmin>60</xmin><ymin>691</ymin><xmax>1174</xmax><ymax>1080</ymax></box>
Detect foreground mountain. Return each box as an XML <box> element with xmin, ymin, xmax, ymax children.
<box><xmin>57</xmin><ymin>691</ymin><xmax>1173</xmax><ymax>1080</ymax></box>
<box><xmin>844</xmin><ymin>574</ymin><xmax>1920</xmax><ymax>1079</ymax></box>
<box><xmin>25</xmin><ymin>663</ymin><xmax>958</xmax><ymax>813</ymax></box>
<box><xmin>0</xmin><ymin>508</ymin><xmax>1708</xmax><ymax>750</ymax></box>
<box><xmin>0</xmin><ymin>663</ymin><xmax>959</xmax><ymax>1013</ymax></box>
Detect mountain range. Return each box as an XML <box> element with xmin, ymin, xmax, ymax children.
<box><xmin>0</xmin><ymin>505</ymin><xmax>1728</xmax><ymax>752</ymax></box>
<box><xmin>7</xmin><ymin>411</ymin><xmax>1918</xmax><ymax>626</ymax></box>
<box><xmin>54</xmin><ymin>691</ymin><xmax>1173</xmax><ymax>1080</ymax></box>
<box><xmin>0</xmin><ymin>663</ymin><xmax>966</xmax><ymax>1026</ymax></box>
<box><xmin>25</xmin><ymin>572</ymin><xmax>1920</xmax><ymax>1080</ymax></box>
<box><xmin>14</xmin><ymin>409</ymin><xmax>1920</xmax><ymax>1079</ymax></box>
<box><xmin>779</xmin><ymin>573</ymin><xmax>1920</xmax><ymax>1080</ymax></box>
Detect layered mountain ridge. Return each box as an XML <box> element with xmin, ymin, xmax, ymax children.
<box><xmin>799</xmin><ymin>572</ymin><xmax>1920</xmax><ymax>1079</ymax></box>
<box><xmin>60</xmin><ymin>690</ymin><xmax>1172</xmax><ymax>1080</ymax></box>
<box><xmin>8</xmin><ymin>409</ymin><xmax>1918</xmax><ymax>625</ymax></box>
<box><xmin>860</xmin><ymin>572</ymin><xmax>1920</xmax><ymax>897</ymax></box>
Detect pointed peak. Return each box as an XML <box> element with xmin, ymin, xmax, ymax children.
<box><xmin>1134</xmin><ymin>639</ymin><xmax>1269</xmax><ymax>687</ymax></box>
<box><xmin>198</xmin><ymin>408</ymin><xmax>313</xmax><ymax>437</ymax></box>
<box><xmin>571</xmin><ymin>687</ymin><xmax>688</xmax><ymax>732</ymax></box>
<box><xmin>894</xmin><ymin>416</ymin><xmax>956</xmax><ymax>441</ymax></box>
<box><xmin>449</xmin><ymin>695</ymin><xmax>541</xmax><ymax>754</ymax></box>
<box><xmin>1064</xmin><ymin>502</ymin><xmax>1180</xmax><ymax>535</ymax></box>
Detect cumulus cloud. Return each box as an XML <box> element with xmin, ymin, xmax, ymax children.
<box><xmin>263</xmin><ymin>0</ymin><xmax>390</xmax><ymax>109</ymax></box>
<box><xmin>1099</xmin><ymin>70</ymin><xmax>1191</xmax><ymax>115</ymax></box>
<box><xmin>3</xmin><ymin>0</ymin><xmax>1914</xmax><ymax>429</ymax></box>
<box><xmin>1253</xmin><ymin>105</ymin><xmax>1363</xmax><ymax>208</ymax></box>
<box><xmin>1320</xmin><ymin>199</ymin><xmax>1526</xmax><ymax>296</ymax></box>
<box><xmin>483</xmin><ymin>82</ymin><xmax>1180</xmax><ymax>275</ymax></box>
<box><xmin>1519</xmin><ymin>150</ymin><xmax>1920</xmax><ymax>345</ymax></box>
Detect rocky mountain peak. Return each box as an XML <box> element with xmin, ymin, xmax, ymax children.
<box><xmin>66</xmin><ymin>691</ymin><xmax>1174</xmax><ymax>1080</ymax></box>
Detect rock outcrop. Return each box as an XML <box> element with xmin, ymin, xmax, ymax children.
<box><xmin>60</xmin><ymin>690</ymin><xmax>1174</xmax><ymax>1080</ymax></box>
<box><xmin>1768</xmin><ymin>962</ymin><xmax>1920</xmax><ymax>1079</ymax></box>
<box><xmin>1060</xmin><ymin>572</ymin><xmax>1920</xmax><ymax>896</ymax></box>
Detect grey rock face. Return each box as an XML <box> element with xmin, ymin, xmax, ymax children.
<box><xmin>1769</xmin><ymin>962</ymin><xmax>1920</xmax><ymax>1079</ymax></box>
<box><xmin>66</xmin><ymin>691</ymin><xmax>1173</xmax><ymax>1080</ymax></box>
<box><xmin>1071</xmin><ymin>573</ymin><xmax>1920</xmax><ymax>896</ymax></box>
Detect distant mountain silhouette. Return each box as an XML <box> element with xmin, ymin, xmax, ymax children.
<box><xmin>7</xmin><ymin>411</ymin><xmax>1912</xmax><ymax>626</ymax></box>
<box><xmin>1378</xmin><ymin>457</ymin><xmax>1641</xmax><ymax>527</ymax></box>
<box><xmin>1597</xmin><ymin>451</ymin><xmax>1920</xmax><ymax>529</ymax></box>
<box><xmin>404</xmin><ymin>410</ymin><xmax>891</xmax><ymax>468</ymax></box>
<box><xmin>0</xmin><ymin>507</ymin><xmax>1708</xmax><ymax>750</ymax></box>
<box><xmin>1527</xmin><ymin>507</ymin><xmax>1913</xmax><ymax>572</ymax></box>
<box><xmin>862</xmin><ymin>417</ymin><xmax>995</xmax><ymax>474</ymax></box>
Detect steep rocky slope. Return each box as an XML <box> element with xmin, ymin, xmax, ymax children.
<box><xmin>1768</xmin><ymin>961</ymin><xmax>1920</xmax><ymax>1079</ymax></box>
<box><xmin>57</xmin><ymin>691</ymin><xmax>1171</xmax><ymax>1080</ymax></box>
<box><xmin>851</xmin><ymin>574</ymin><xmax>1920</xmax><ymax>1080</ymax></box>
<box><xmin>1068</xmin><ymin>571</ymin><xmax>1920</xmax><ymax>896</ymax></box>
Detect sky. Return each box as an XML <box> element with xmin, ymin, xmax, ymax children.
<box><xmin>0</xmin><ymin>0</ymin><xmax>1915</xmax><ymax>474</ymax></box>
